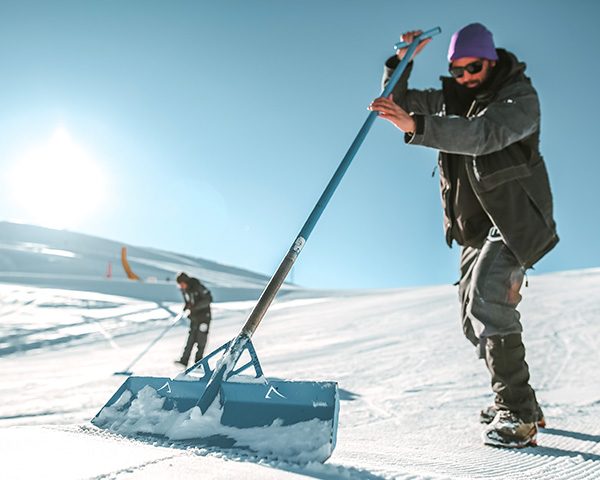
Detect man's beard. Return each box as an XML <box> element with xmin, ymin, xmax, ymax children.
<box><xmin>464</xmin><ymin>80</ymin><xmax>482</xmax><ymax>88</ymax></box>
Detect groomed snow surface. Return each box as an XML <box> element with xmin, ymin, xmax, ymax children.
<box><xmin>1</xmin><ymin>223</ymin><xmax>600</xmax><ymax>479</ymax></box>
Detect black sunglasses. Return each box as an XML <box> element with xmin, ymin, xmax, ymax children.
<box><xmin>448</xmin><ymin>60</ymin><xmax>484</xmax><ymax>78</ymax></box>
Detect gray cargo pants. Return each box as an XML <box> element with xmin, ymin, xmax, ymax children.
<box><xmin>458</xmin><ymin>228</ymin><xmax>538</xmax><ymax>422</ymax></box>
<box><xmin>459</xmin><ymin>229</ymin><xmax>525</xmax><ymax>358</ymax></box>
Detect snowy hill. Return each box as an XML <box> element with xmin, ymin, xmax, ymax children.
<box><xmin>0</xmin><ymin>224</ymin><xmax>599</xmax><ymax>479</ymax></box>
<box><xmin>0</xmin><ymin>221</ymin><xmax>299</xmax><ymax>303</ymax></box>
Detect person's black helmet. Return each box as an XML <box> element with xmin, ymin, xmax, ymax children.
<box><xmin>176</xmin><ymin>272</ymin><xmax>191</xmax><ymax>284</ymax></box>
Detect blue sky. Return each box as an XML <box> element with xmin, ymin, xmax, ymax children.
<box><xmin>0</xmin><ymin>0</ymin><xmax>598</xmax><ymax>288</ymax></box>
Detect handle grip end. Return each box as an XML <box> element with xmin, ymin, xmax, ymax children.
<box><xmin>393</xmin><ymin>26</ymin><xmax>442</xmax><ymax>51</ymax></box>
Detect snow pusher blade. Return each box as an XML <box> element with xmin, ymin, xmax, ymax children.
<box><xmin>92</xmin><ymin>339</ymin><xmax>339</xmax><ymax>462</ymax></box>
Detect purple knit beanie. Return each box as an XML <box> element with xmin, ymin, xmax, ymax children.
<box><xmin>448</xmin><ymin>23</ymin><xmax>498</xmax><ymax>62</ymax></box>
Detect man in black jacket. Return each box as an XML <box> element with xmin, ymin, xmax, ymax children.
<box><xmin>174</xmin><ymin>272</ymin><xmax>213</xmax><ymax>368</ymax></box>
<box><xmin>369</xmin><ymin>23</ymin><xmax>558</xmax><ymax>448</ymax></box>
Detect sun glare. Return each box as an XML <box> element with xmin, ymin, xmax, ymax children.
<box><xmin>9</xmin><ymin>127</ymin><xmax>106</xmax><ymax>229</ymax></box>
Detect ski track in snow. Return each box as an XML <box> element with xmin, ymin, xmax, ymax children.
<box><xmin>2</xmin><ymin>265</ymin><xmax>600</xmax><ymax>478</ymax></box>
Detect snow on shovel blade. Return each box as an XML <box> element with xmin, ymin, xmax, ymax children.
<box><xmin>92</xmin><ymin>342</ymin><xmax>339</xmax><ymax>462</ymax></box>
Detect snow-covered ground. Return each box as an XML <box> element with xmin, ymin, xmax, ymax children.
<box><xmin>1</xmin><ymin>224</ymin><xmax>600</xmax><ymax>479</ymax></box>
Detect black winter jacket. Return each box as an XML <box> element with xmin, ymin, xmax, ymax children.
<box><xmin>182</xmin><ymin>277</ymin><xmax>212</xmax><ymax>319</ymax></box>
<box><xmin>383</xmin><ymin>49</ymin><xmax>558</xmax><ymax>267</ymax></box>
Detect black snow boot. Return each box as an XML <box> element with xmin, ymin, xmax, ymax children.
<box><xmin>483</xmin><ymin>410</ymin><xmax>537</xmax><ymax>448</ymax></box>
<box><xmin>482</xmin><ymin>334</ymin><xmax>539</xmax><ymax>447</ymax></box>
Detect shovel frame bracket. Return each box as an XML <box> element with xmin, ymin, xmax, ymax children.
<box><xmin>182</xmin><ymin>339</ymin><xmax>265</xmax><ymax>382</ymax></box>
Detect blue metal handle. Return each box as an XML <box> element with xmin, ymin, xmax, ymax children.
<box><xmin>238</xmin><ymin>26</ymin><xmax>442</xmax><ymax>340</ymax></box>
<box><xmin>394</xmin><ymin>27</ymin><xmax>442</xmax><ymax>50</ymax></box>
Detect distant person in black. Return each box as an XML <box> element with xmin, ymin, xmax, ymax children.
<box><xmin>174</xmin><ymin>272</ymin><xmax>213</xmax><ymax>368</ymax></box>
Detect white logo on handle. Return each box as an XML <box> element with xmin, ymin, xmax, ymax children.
<box><xmin>292</xmin><ymin>237</ymin><xmax>306</xmax><ymax>254</ymax></box>
<box><xmin>265</xmin><ymin>385</ymin><xmax>287</xmax><ymax>400</ymax></box>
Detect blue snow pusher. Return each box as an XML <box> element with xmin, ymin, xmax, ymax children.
<box><xmin>91</xmin><ymin>28</ymin><xmax>441</xmax><ymax>462</ymax></box>
<box><xmin>92</xmin><ymin>340</ymin><xmax>339</xmax><ymax>460</ymax></box>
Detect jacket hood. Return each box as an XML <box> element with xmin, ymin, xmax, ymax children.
<box><xmin>481</xmin><ymin>48</ymin><xmax>527</xmax><ymax>97</ymax></box>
